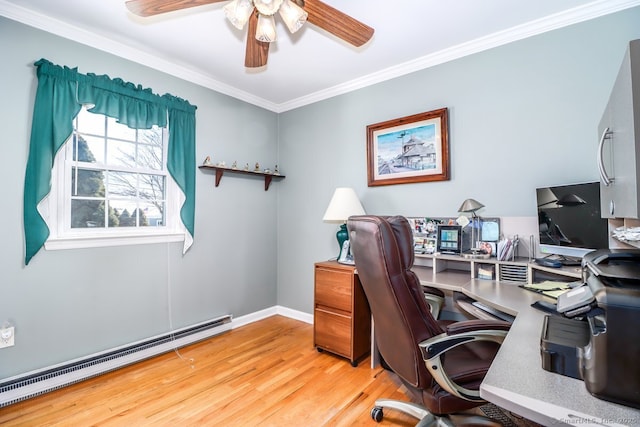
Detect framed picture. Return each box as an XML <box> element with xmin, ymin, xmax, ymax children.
<box><xmin>366</xmin><ymin>108</ymin><xmax>449</xmax><ymax>187</ymax></box>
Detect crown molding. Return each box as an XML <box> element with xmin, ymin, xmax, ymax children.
<box><xmin>0</xmin><ymin>0</ymin><xmax>279</xmax><ymax>111</ymax></box>
<box><xmin>276</xmin><ymin>0</ymin><xmax>640</xmax><ymax>112</ymax></box>
<box><xmin>2</xmin><ymin>0</ymin><xmax>639</xmax><ymax>113</ymax></box>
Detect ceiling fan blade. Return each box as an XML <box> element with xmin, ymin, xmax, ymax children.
<box><xmin>245</xmin><ymin>11</ymin><xmax>270</xmax><ymax>68</ymax></box>
<box><xmin>302</xmin><ymin>0</ymin><xmax>374</xmax><ymax>47</ymax></box>
<box><xmin>125</xmin><ymin>0</ymin><xmax>227</xmax><ymax>17</ymax></box>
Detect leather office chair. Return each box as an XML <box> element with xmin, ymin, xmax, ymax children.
<box><xmin>347</xmin><ymin>215</ymin><xmax>511</xmax><ymax>426</ymax></box>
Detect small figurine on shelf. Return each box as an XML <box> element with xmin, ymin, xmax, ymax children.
<box><xmin>203</xmin><ymin>156</ymin><xmax>212</xmax><ymax>165</ymax></box>
<box><xmin>231</xmin><ymin>161</ymin><xmax>238</xmax><ymax>169</ymax></box>
<box><xmin>216</xmin><ymin>160</ymin><xmax>226</xmax><ymax>167</ymax></box>
<box><xmin>263</xmin><ymin>168</ymin><xmax>272</xmax><ymax>174</ymax></box>
<box><xmin>244</xmin><ymin>163</ymin><xmax>250</xmax><ymax>171</ymax></box>
<box><xmin>254</xmin><ymin>162</ymin><xmax>260</xmax><ymax>172</ymax></box>
<box><xmin>274</xmin><ymin>165</ymin><xmax>280</xmax><ymax>175</ymax></box>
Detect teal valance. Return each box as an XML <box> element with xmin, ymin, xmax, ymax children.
<box><xmin>24</xmin><ymin>59</ymin><xmax>197</xmax><ymax>264</ymax></box>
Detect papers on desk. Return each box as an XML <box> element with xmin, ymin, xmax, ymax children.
<box><xmin>540</xmin><ymin>289</ymin><xmax>569</xmax><ymax>299</ymax></box>
<box><xmin>521</xmin><ymin>281</ymin><xmax>572</xmax><ymax>300</ymax></box>
<box><xmin>612</xmin><ymin>226</ymin><xmax>640</xmax><ymax>242</ymax></box>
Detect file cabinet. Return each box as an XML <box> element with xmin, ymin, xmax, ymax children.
<box><xmin>313</xmin><ymin>261</ymin><xmax>370</xmax><ymax>366</ymax></box>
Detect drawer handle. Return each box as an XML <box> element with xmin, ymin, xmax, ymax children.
<box><xmin>315</xmin><ymin>307</ymin><xmax>351</xmax><ymax>318</ymax></box>
<box><xmin>597</xmin><ymin>127</ymin><xmax>614</xmax><ymax>186</ymax></box>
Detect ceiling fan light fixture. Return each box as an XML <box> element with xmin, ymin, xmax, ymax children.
<box><xmin>256</xmin><ymin>13</ymin><xmax>277</xmax><ymax>42</ymax></box>
<box><xmin>253</xmin><ymin>0</ymin><xmax>284</xmax><ymax>16</ymax></box>
<box><xmin>279</xmin><ymin>0</ymin><xmax>308</xmax><ymax>34</ymax></box>
<box><xmin>223</xmin><ymin>0</ymin><xmax>254</xmax><ymax>30</ymax></box>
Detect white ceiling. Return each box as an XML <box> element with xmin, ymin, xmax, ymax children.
<box><xmin>2</xmin><ymin>0</ymin><xmax>639</xmax><ymax>112</ymax></box>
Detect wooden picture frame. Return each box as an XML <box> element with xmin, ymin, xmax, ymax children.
<box><xmin>366</xmin><ymin>108</ymin><xmax>449</xmax><ymax>187</ymax></box>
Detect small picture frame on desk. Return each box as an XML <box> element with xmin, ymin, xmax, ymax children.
<box><xmin>479</xmin><ymin>241</ymin><xmax>497</xmax><ymax>257</ymax></box>
<box><xmin>436</xmin><ymin>224</ymin><xmax>462</xmax><ymax>254</ymax></box>
<box><xmin>475</xmin><ymin>218</ymin><xmax>500</xmax><ymax>257</ymax></box>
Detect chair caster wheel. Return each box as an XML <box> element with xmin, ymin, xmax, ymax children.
<box><xmin>371</xmin><ymin>406</ymin><xmax>383</xmax><ymax>422</ymax></box>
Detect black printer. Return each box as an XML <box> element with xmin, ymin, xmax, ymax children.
<box><xmin>541</xmin><ymin>249</ymin><xmax>640</xmax><ymax>409</ymax></box>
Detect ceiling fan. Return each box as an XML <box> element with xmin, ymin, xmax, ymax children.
<box><xmin>125</xmin><ymin>0</ymin><xmax>374</xmax><ymax>68</ymax></box>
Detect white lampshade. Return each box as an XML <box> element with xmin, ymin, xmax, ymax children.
<box><xmin>223</xmin><ymin>0</ymin><xmax>254</xmax><ymax>30</ymax></box>
<box><xmin>323</xmin><ymin>188</ymin><xmax>366</xmax><ymax>223</ymax></box>
<box><xmin>253</xmin><ymin>0</ymin><xmax>284</xmax><ymax>15</ymax></box>
<box><xmin>256</xmin><ymin>14</ymin><xmax>277</xmax><ymax>42</ymax></box>
<box><xmin>279</xmin><ymin>0</ymin><xmax>308</xmax><ymax>33</ymax></box>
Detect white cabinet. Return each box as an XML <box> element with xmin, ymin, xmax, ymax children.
<box><xmin>598</xmin><ymin>39</ymin><xmax>640</xmax><ymax>218</ymax></box>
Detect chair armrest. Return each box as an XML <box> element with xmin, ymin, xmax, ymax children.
<box><xmin>423</xmin><ymin>286</ymin><xmax>445</xmax><ymax>298</ymax></box>
<box><xmin>446</xmin><ymin>319</ymin><xmax>511</xmax><ymax>335</ymax></box>
<box><xmin>424</xmin><ymin>292</ymin><xmax>445</xmax><ymax>319</ymax></box>
<box><xmin>418</xmin><ymin>327</ymin><xmax>509</xmax><ymax>402</ymax></box>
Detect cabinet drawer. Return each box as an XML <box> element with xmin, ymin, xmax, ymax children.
<box><xmin>315</xmin><ymin>267</ymin><xmax>353</xmax><ymax>312</ymax></box>
<box><xmin>314</xmin><ymin>308</ymin><xmax>352</xmax><ymax>358</ymax></box>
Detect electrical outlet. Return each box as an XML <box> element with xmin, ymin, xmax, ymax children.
<box><xmin>0</xmin><ymin>326</ymin><xmax>15</xmax><ymax>348</ymax></box>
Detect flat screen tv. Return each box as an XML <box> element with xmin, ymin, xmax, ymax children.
<box><xmin>536</xmin><ymin>181</ymin><xmax>609</xmax><ymax>261</ymax></box>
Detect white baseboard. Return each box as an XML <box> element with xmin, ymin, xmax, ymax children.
<box><xmin>275</xmin><ymin>306</ymin><xmax>313</xmax><ymax>324</ymax></box>
<box><xmin>231</xmin><ymin>305</ymin><xmax>312</xmax><ymax>329</ymax></box>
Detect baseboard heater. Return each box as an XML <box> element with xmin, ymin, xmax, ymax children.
<box><xmin>0</xmin><ymin>314</ymin><xmax>232</xmax><ymax>408</ymax></box>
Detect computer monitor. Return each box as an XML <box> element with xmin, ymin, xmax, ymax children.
<box><xmin>536</xmin><ymin>181</ymin><xmax>609</xmax><ymax>261</ymax></box>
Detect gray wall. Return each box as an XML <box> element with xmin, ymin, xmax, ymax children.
<box><xmin>0</xmin><ymin>17</ymin><xmax>279</xmax><ymax>379</ymax></box>
<box><xmin>2</xmin><ymin>7</ymin><xmax>640</xmax><ymax>381</ymax></box>
<box><xmin>276</xmin><ymin>7</ymin><xmax>640</xmax><ymax>313</ymax></box>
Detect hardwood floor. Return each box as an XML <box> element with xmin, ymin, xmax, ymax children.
<box><xmin>0</xmin><ymin>315</ymin><xmax>422</xmax><ymax>426</ymax></box>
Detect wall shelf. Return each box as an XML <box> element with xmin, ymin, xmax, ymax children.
<box><xmin>198</xmin><ymin>165</ymin><xmax>285</xmax><ymax>191</ymax></box>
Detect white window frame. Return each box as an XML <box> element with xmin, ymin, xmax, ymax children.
<box><xmin>41</xmin><ymin>110</ymin><xmax>185</xmax><ymax>251</ymax></box>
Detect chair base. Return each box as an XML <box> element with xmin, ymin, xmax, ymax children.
<box><xmin>371</xmin><ymin>398</ymin><xmax>503</xmax><ymax>427</ymax></box>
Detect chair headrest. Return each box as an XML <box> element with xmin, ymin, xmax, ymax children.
<box><xmin>385</xmin><ymin>215</ymin><xmax>415</xmax><ymax>271</ymax></box>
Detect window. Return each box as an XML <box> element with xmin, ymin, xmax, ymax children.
<box><xmin>44</xmin><ymin>106</ymin><xmax>183</xmax><ymax>250</ymax></box>
<box><xmin>24</xmin><ymin>59</ymin><xmax>196</xmax><ymax>264</ymax></box>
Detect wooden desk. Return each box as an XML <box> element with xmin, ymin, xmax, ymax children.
<box><xmin>412</xmin><ymin>270</ymin><xmax>640</xmax><ymax>426</ymax></box>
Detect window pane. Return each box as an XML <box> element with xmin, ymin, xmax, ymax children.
<box><xmin>138</xmin><ymin>174</ymin><xmax>165</xmax><ymax>201</ymax></box>
<box><xmin>140</xmin><ymin>126</ymin><xmax>163</xmax><ymax>141</ymax></box>
<box><xmin>76</xmin><ymin>109</ymin><xmax>105</xmax><ymax>135</ymax></box>
<box><xmin>71</xmin><ymin>200</ymin><xmax>106</xmax><ymax>228</ymax></box>
<box><xmin>106</xmin><ymin>116</ymin><xmax>136</xmax><ymax>141</ymax></box>
<box><xmin>138</xmin><ymin>143</ymin><xmax>163</xmax><ymax>170</ymax></box>
<box><xmin>108</xmin><ymin>171</ymin><xmax>137</xmax><ymax>198</ymax></box>
<box><xmin>71</xmin><ymin>167</ymin><xmax>106</xmax><ymax>197</ymax></box>
<box><xmin>76</xmin><ymin>135</ymin><xmax>104</xmax><ymax>163</ymax></box>
<box><xmin>106</xmin><ymin>139</ymin><xmax>136</xmax><ymax>168</ymax></box>
<box><xmin>139</xmin><ymin>202</ymin><xmax>165</xmax><ymax>227</ymax></box>
<box><xmin>111</xmin><ymin>200</ymin><xmax>138</xmax><ymax>228</ymax></box>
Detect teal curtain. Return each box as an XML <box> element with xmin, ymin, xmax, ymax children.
<box><xmin>24</xmin><ymin>59</ymin><xmax>197</xmax><ymax>265</ymax></box>
<box><xmin>164</xmin><ymin>94</ymin><xmax>197</xmax><ymax>245</ymax></box>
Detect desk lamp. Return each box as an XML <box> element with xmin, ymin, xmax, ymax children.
<box><xmin>323</xmin><ymin>188</ymin><xmax>366</xmax><ymax>262</ymax></box>
<box><xmin>458</xmin><ymin>198</ymin><xmax>485</xmax><ymax>255</ymax></box>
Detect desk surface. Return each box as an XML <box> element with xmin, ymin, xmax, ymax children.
<box><xmin>413</xmin><ymin>267</ymin><xmax>640</xmax><ymax>427</ymax></box>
